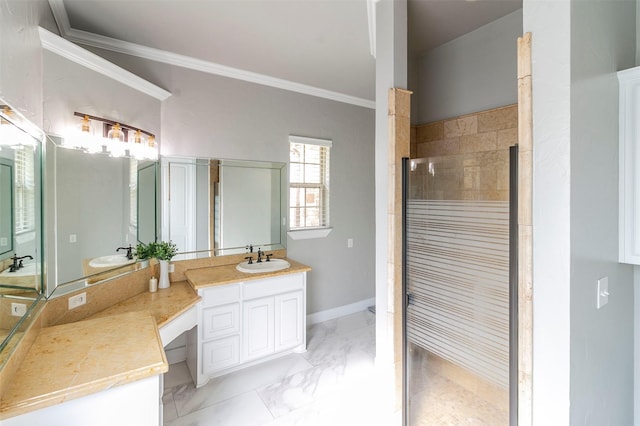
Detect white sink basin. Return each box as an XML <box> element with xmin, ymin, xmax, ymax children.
<box><xmin>89</xmin><ymin>254</ymin><xmax>135</xmax><ymax>268</ymax></box>
<box><xmin>0</xmin><ymin>263</ymin><xmax>37</xmax><ymax>277</ymax></box>
<box><xmin>236</xmin><ymin>258</ymin><xmax>290</xmax><ymax>274</ymax></box>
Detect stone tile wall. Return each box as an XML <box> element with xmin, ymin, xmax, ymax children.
<box><xmin>411</xmin><ymin>104</ymin><xmax>518</xmax><ymax>202</ymax></box>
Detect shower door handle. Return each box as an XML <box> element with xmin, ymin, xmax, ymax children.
<box><xmin>406</xmin><ymin>293</ymin><xmax>415</xmax><ymax>307</ymax></box>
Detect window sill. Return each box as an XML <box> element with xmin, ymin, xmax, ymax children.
<box><xmin>287</xmin><ymin>228</ymin><xmax>332</xmax><ymax>240</ymax></box>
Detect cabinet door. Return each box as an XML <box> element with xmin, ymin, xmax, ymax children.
<box><xmin>242</xmin><ymin>297</ymin><xmax>275</xmax><ymax>361</ymax></box>
<box><xmin>275</xmin><ymin>291</ymin><xmax>304</xmax><ymax>352</ymax></box>
<box><xmin>202</xmin><ymin>303</ymin><xmax>240</xmax><ymax>340</ymax></box>
<box><xmin>202</xmin><ymin>335</ymin><xmax>240</xmax><ymax>374</ymax></box>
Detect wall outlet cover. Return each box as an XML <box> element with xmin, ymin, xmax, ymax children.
<box><xmin>68</xmin><ymin>292</ymin><xmax>87</xmax><ymax>310</ymax></box>
<box><xmin>11</xmin><ymin>302</ymin><xmax>27</xmax><ymax>317</ymax></box>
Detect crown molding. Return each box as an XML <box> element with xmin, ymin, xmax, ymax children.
<box><xmin>39</xmin><ymin>27</ymin><xmax>172</xmax><ymax>101</ymax></box>
<box><xmin>47</xmin><ymin>0</ymin><xmax>375</xmax><ymax>109</ymax></box>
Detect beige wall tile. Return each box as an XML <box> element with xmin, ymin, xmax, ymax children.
<box><xmin>461</xmin><ymin>131</ymin><xmax>498</xmax><ymax>153</ymax></box>
<box><xmin>444</xmin><ymin>115</ymin><xmax>478</xmax><ymax>138</ymax></box>
<box><xmin>518</xmin><ymin>149</ymin><xmax>532</xmax><ymax>226</ymax></box>
<box><xmin>517</xmin><ymin>32</ymin><xmax>532</xmax><ymax>79</ymax></box>
<box><xmin>410</xmin><ymin>127</ymin><xmax>417</xmax><ymax>158</ymax></box>
<box><xmin>389</xmin><ymin>88</ymin><xmax>412</xmax><ymax>118</ymax></box>
<box><xmin>497</xmin><ymin>128</ymin><xmax>518</xmax><ymax>149</ymax></box>
<box><xmin>477</xmin><ymin>105</ymin><xmax>518</xmax><ymax>132</ymax></box>
<box><xmin>428</xmin><ymin>138</ymin><xmax>461</xmax><ymax>156</ymax></box>
<box><xmin>416</xmin><ymin>122</ymin><xmax>444</xmax><ymax>144</ymax></box>
<box><xmin>518</xmin><ymin>76</ymin><xmax>533</xmax><ymax>152</ymax></box>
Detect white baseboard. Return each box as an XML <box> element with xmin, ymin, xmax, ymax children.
<box><xmin>166</xmin><ymin>346</ymin><xmax>187</xmax><ymax>364</ymax></box>
<box><xmin>307</xmin><ymin>297</ymin><xmax>375</xmax><ymax>325</ymax></box>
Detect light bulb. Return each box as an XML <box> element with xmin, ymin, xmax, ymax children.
<box><xmin>107</xmin><ymin>123</ymin><xmax>125</xmax><ymax>157</ymax></box>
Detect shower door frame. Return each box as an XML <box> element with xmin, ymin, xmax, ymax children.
<box><xmin>401</xmin><ymin>145</ymin><xmax>519</xmax><ymax>425</ymax></box>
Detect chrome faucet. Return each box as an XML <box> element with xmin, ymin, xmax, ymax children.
<box><xmin>9</xmin><ymin>254</ymin><xmax>33</xmax><ymax>272</ymax></box>
<box><xmin>116</xmin><ymin>244</ymin><xmax>133</xmax><ymax>260</ymax></box>
<box><xmin>257</xmin><ymin>248</ymin><xmax>263</xmax><ymax>263</ymax></box>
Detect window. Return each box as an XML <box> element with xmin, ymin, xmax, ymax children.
<box><xmin>14</xmin><ymin>148</ymin><xmax>34</xmax><ymax>234</ymax></box>
<box><xmin>289</xmin><ymin>136</ymin><xmax>331</xmax><ymax>234</ymax></box>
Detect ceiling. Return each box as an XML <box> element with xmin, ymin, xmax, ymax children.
<box><xmin>49</xmin><ymin>0</ymin><xmax>522</xmax><ymax>107</ymax></box>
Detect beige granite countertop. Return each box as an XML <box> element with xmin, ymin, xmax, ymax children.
<box><xmin>0</xmin><ymin>311</ymin><xmax>168</xmax><ymax>419</ymax></box>
<box><xmin>87</xmin><ymin>281</ymin><xmax>200</xmax><ymax>327</ymax></box>
<box><xmin>185</xmin><ymin>258</ymin><xmax>312</xmax><ymax>290</ymax></box>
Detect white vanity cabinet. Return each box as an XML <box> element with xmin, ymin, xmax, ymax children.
<box><xmin>619</xmin><ymin>67</ymin><xmax>640</xmax><ymax>264</ymax></box>
<box><xmin>188</xmin><ymin>272</ymin><xmax>307</xmax><ymax>387</ymax></box>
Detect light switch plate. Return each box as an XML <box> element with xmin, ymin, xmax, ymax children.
<box><xmin>597</xmin><ymin>277</ymin><xmax>609</xmax><ymax>309</ymax></box>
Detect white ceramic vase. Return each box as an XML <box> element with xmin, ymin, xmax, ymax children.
<box><xmin>158</xmin><ymin>259</ymin><xmax>170</xmax><ymax>289</ymax></box>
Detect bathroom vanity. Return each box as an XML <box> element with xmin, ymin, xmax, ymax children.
<box><xmin>185</xmin><ymin>259</ymin><xmax>311</xmax><ymax>387</ymax></box>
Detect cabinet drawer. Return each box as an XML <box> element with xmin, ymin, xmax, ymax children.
<box><xmin>202</xmin><ymin>303</ymin><xmax>240</xmax><ymax>340</ymax></box>
<box><xmin>202</xmin><ymin>335</ymin><xmax>240</xmax><ymax>374</ymax></box>
<box><xmin>243</xmin><ymin>273</ymin><xmax>304</xmax><ymax>300</ymax></box>
<box><xmin>202</xmin><ymin>284</ymin><xmax>241</xmax><ymax>307</ymax></box>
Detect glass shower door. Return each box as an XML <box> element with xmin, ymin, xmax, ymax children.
<box><xmin>403</xmin><ymin>146</ymin><xmax>517</xmax><ymax>425</ymax></box>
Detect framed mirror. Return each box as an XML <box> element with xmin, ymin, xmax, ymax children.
<box><xmin>47</xmin><ymin>135</ymin><xmax>158</xmax><ymax>297</ymax></box>
<box><xmin>162</xmin><ymin>157</ymin><xmax>287</xmax><ymax>259</ymax></box>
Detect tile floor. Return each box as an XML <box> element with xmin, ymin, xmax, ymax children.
<box><xmin>162</xmin><ymin>310</ymin><xmax>399</xmax><ymax>426</ymax></box>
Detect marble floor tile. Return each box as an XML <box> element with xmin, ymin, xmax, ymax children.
<box><xmin>164</xmin><ymin>361</ymin><xmax>193</xmax><ymax>388</ymax></box>
<box><xmin>163</xmin><ymin>310</ymin><xmax>379</xmax><ymax>425</ymax></box>
<box><xmin>165</xmin><ymin>391</ymin><xmax>274</xmax><ymax>426</ymax></box>
<box><xmin>163</xmin><ymin>389</ymin><xmax>178</xmax><ymax>422</ymax></box>
<box><xmin>171</xmin><ymin>354</ymin><xmax>313</xmax><ymax>417</ymax></box>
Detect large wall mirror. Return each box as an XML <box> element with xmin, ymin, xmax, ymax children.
<box><xmin>0</xmin><ymin>104</ymin><xmax>45</xmax><ymax>363</ymax></box>
<box><xmin>0</xmin><ymin>108</ymin><xmax>43</xmax><ymax>296</ymax></box>
<box><xmin>162</xmin><ymin>158</ymin><xmax>287</xmax><ymax>259</ymax></box>
<box><xmin>47</xmin><ymin>135</ymin><xmax>158</xmax><ymax>297</ymax></box>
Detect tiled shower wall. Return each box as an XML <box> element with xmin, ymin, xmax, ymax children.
<box><xmin>410</xmin><ymin>104</ymin><xmax>518</xmax><ymax>201</ymax></box>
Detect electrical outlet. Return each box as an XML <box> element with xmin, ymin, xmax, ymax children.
<box><xmin>347</xmin><ymin>238</ymin><xmax>354</xmax><ymax>248</ymax></box>
<box><xmin>11</xmin><ymin>302</ymin><xmax>26</xmax><ymax>317</ymax></box>
<box><xmin>68</xmin><ymin>292</ymin><xmax>87</xmax><ymax>310</ymax></box>
<box><xmin>69</xmin><ymin>234</ymin><xmax>77</xmax><ymax>243</ymax></box>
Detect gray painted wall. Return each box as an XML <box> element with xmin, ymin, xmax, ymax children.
<box><xmin>84</xmin><ymin>49</ymin><xmax>376</xmax><ymax>315</ymax></box>
<box><xmin>570</xmin><ymin>1</ymin><xmax>635</xmax><ymax>424</ymax></box>
<box><xmin>54</xmin><ymin>148</ymin><xmax>128</xmax><ymax>284</ymax></box>
<box><xmin>524</xmin><ymin>0</ymin><xmax>636</xmax><ymax>423</ymax></box>
<box><xmin>413</xmin><ymin>9</ymin><xmax>522</xmax><ymax>124</ymax></box>
<box><xmin>0</xmin><ymin>0</ymin><xmax>56</xmax><ymax>124</ymax></box>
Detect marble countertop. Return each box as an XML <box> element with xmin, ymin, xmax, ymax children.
<box><xmin>0</xmin><ymin>280</ymin><xmax>200</xmax><ymax>420</ymax></box>
<box><xmin>185</xmin><ymin>258</ymin><xmax>312</xmax><ymax>290</ymax></box>
<box><xmin>88</xmin><ymin>280</ymin><xmax>201</xmax><ymax>327</ymax></box>
<box><xmin>0</xmin><ymin>311</ymin><xmax>167</xmax><ymax>419</ymax></box>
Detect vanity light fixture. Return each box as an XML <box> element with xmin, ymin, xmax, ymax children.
<box><xmin>68</xmin><ymin>112</ymin><xmax>158</xmax><ymax>160</ymax></box>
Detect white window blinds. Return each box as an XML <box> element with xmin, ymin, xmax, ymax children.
<box><xmin>14</xmin><ymin>148</ymin><xmax>34</xmax><ymax>234</ymax></box>
<box><xmin>289</xmin><ymin>136</ymin><xmax>331</xmax><ymax>230</ymax></box>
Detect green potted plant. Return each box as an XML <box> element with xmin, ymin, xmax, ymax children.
<box><xmin>135</xmin><ymin>242</ymin><xmax>156</xmax><ymax>266</ymax></box>
<box><xmin>153</xmin><ymin>240</ymin><xmax>178</xmax><ymax>261</ymax></box>
<box><xmin>153</xmin><ymin>240</ymin><xmax>177</xmax><ymax>289</ymax></box>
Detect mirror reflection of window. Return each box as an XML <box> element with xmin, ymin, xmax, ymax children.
<box><xmin>0</xmin><ymin>158</ymin><xmax>14</xmax><ymax>258</ymax></box>
<box><xmin>14</xmin><ymin>148</ymin><xmax>35</xmax><ymax>234</ymax></box>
